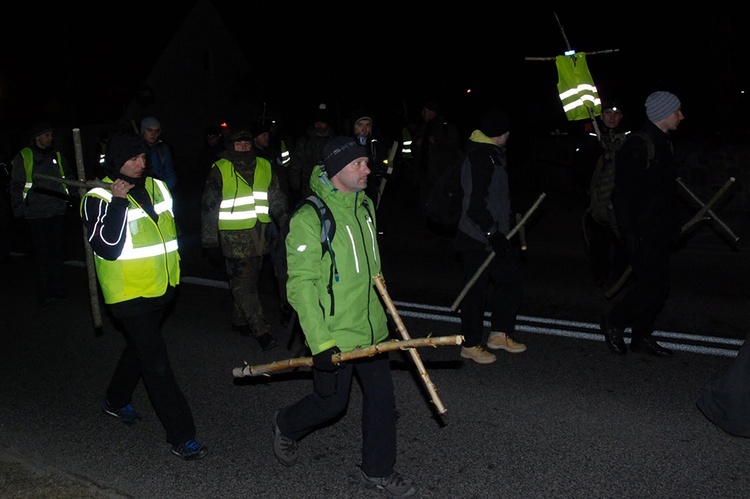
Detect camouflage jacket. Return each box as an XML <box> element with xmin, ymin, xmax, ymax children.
<box><xmin>201</xmin><ymin>148</ymin><xmax>289</xmax><ymax>258</ymax></box>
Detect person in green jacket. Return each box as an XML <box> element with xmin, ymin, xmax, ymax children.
<box><xmin>272</xmin><ymin>136</ymin><xmax>417</xmax><ymax>498</ymax></box>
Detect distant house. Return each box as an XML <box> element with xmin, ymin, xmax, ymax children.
<box><xmin>120</xmin><ymin>0</ymin><xmax>258</xmax><ymax>176</ymax></box>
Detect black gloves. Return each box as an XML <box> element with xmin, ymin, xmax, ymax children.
<box><xmin>313</xmin><ymin>346</ymin><xmax>341</xmax><ymax>398</ymax></box>
<box><xmin>313</xmin><ymin>346</ymin><xmax>341</xmax><ymax>372</ymax></box>
<box><xmin>487</xmin><ymin>231</ymin><xmax>509</xmax><ymax>256</ymax></box>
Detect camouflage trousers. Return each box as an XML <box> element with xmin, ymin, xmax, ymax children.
<box><xmin>225</xmin><ymin>255</ymin><xmax>270</xmax><ymax>337</ymax></box>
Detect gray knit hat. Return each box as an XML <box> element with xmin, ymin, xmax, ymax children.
<box><xmin>139</xmin><ymin>116</ymin><xmax>161</xmax><ymax>135</ymax></box>
<box><xmin>645</xmin><ymin>91</ymin><xmax>681</xmax><ymax>123</ymax></box>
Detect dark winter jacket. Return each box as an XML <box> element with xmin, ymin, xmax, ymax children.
<box><xmin>10</xmin><ymin>143</ymin><xmax>72</xmax><ymax>219</ymax></box>
<box><xmin>288</xmin><ymin>124</ymin><xmax>335</xmax><ymax>198</ymax></box>
<box><xmin>454</xmin><ymin>132</ymin><xmax>511</xmax><ymax>252</ymax></box>
<box><xmin>611</xmin><ymin>121</ymin><xmax>681</xmax><ymax>245</ymax></box>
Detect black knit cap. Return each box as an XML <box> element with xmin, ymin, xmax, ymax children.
<box><xmin>106</xmin><ymin>132</ymin><xmax>147</xmax><ymax>173</ymax></box>
<box><xmin>32</xmin><ymin>121</ymin><xmax>54</xmax><ymax>137</ymax></box>
<box><xmin>479</xmin><ymin>108</ymin><xmax>510</xmax><ymax>137</ymax></box>
<box><xmin>322</xmin><ymin>136</ymin><xmax>368</xmax><ymax>179</ymax></box>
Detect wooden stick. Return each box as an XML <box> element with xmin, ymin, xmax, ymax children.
<box><xmin>374</xmin><ymin>275</ymin><xmax>448</xmax><ymax>415</ymax></box>
<box><xmin>71</xmin><ymin>128</ymin><xmax>103</xmax><ymax>330</ymax></box>
<box><xmin>525</xmin><ymin>49</ymin><xmax>620</xmax><ymax>61</ymax></box>
<box><xmin>605</xmin><ymin>177</ymin><xmax>737</xmax><ymax>299</ymax></box>
<box><xmin>451</xmin><ymin>193</ymin><xmax>546</xmax><ymax>311</ymax></box>
<box><xmin>376</xmin><ymin>140</ymin><xmax>399</xmax><ymax>210</ymax></box>
<box><xmin>33</xmin><ymin>172</ymin><xmax>110</xmax><ymax>190</ymax></box>
<box><xmin>516</xmin><ymin>213</ymin><xmax>527</xmax><ymax>251</ymax></box>
<box><xmin>677</xmin><ymin>177</ymin><xmax>738</xmax><ymax>242</ymax></box>
<box><xmin>233</xmin><ymin>335</ymin><xmax>463</xmax><ymax>378</ymax></box>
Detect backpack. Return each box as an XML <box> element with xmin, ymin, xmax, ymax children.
<box><xmin>589</xmin><ymin>130</ymin><xmax>654</xmax><ymax>226</ymax></box>
<box><xmin>423</xmin><ymin>152</ymin><xmax>468</xmax><ymax>227</ymax></box>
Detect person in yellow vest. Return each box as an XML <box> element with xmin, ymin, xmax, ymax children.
<box><xmin>10</xmin><ymin>121</ymin><xmax>74</xmax><ymax>309</ymax></box>
<box><xmin>201</xmin><ymin>127</ymin><xmax>290</xmax><ymax>351</ymax></box>
<box><xmin>80</xmin><ymin>132</ymin><xmax>207</xmax><ymax>460</ymax></box>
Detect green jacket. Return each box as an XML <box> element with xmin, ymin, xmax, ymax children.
<box><xmin>285</xmin><ymin>164</ymin><xmax>388</xmax><ymax>355</ymax></box>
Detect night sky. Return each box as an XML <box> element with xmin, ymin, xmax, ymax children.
<box><xmin>1</xmin><ymin>2</ymin><xmax>747</xmax><ymax>146</ymax></box>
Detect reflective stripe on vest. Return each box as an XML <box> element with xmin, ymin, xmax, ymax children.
<box><xmin>280</xmin><ymin>140</ymin><xmax>291</xmax><ymax>167</ymax></box>
<box><xmin>401</xmin><ymin>127</ymin><xmax>413</xmax><ymax>158</ymax></box>
<box><xmin>84</xmin><ymin>178</ymin><xmax>180</xmax><ymax>304</ymax></box>
<box><xmin>556</xmin><ymin>52</ymin><xmax>602</xmax><ymax>121</ymax></box>
<box><xmin>215</xmin><ymin>157</ymin><xmax>272</xmax><ymax>230</ymax></box>
<box><xmin>20</xmin><ymin>147</ymin><xmax>69</xmax><ymax>199</ymax></box>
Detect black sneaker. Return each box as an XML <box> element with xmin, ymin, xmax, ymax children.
<box><xmin>360</xmin><ymin>470</ymin><xmax>417</xmax><ymax>497</ymax></box>
<box><xmin>102</xmin><ymin>400</ymin><xmax>141</xmax><ymax>424</ymax></box>
<box><xmin>272</xmin><ymin>409</ymin><xmax>298</xmax><ymax>467</ymax></box>
<box><xmin>171</xmin><ymin>439</ymin><xmax>208</xmax><ymax>460</ymax></box>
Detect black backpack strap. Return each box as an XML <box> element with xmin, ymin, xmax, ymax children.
<box><xmin>303</xmin><ymin>194</ymin><xmax>337</xmax><ymax>316</ymax></box>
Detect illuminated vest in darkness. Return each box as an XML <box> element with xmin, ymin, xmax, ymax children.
<box><xmin>556</xmin><ymin>52</ymin><xmax>602</xmax><ymax>121</ymax></box>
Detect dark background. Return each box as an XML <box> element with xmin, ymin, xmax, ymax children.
<box><xmin>1</xmin><ymin>2</ymin><xmax>748</xmax><ymax>145</ymax></box>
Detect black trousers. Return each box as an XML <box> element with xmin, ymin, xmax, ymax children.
<box><xmin>106</xmin><ymin>302</ymin><xmax>196</xmax><ymax>446</ymax></box>
<box><xmin>460</xmin><ymin>248</ymin><xmax>523</xmax><ymax>347</ymax></box>
<box><xmin>587</xmin><ymin>215</ymin><xmax>627</xmax><ymax>286</ymax></box>
<box><xmin>26</xmin><ymin>215</ymin><xmax>66</xmax><ymax>303</ymax></box>
<box><xmin>278</xmin><ymin>354</ymin><xmax>397</xmax><ymax>477</ymax></box>
<box><xmin>608</xmin><ymin>241</ymin><xmax>670</xmax><ymax>341</ymax></box>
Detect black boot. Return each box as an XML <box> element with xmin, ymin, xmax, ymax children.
<box><xmin>601</xmin><ymin>315</ymin><xmax>627</xmax><ymax>355</ymax></box>
<box><xmin>630</xmin><ymin>338</ymin><xmax>673</xmax><ymax>357</ymax></box>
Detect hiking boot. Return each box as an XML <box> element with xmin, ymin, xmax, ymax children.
<box><xmin>102</xmin><ymin>400</ymin><xmax>141</xmax><ymax>424</ymax></box>
<box><xmin>272</xmin><ymin>409</ymin><xmax>298</xmax><ymax>467</ymax></box>
<box><xmin>171</xmin><ymin>439</ymin><xmax>208</xmax><ymax>460</ymax></box>
<box><xmin>460</xmin><ymin>345</ymin><xmax>497</xmax><ymax>364</ymax></box>
<box><xmin>487</xmin><ymin>332</ymin><xmax>527</xmax><ymax>353</ymax></box>
<box><xmin>256</xmin><ymin>333</ymin><xmax>279</xmax><ymax>351</ymax></box>
<box><xmin>360</xmin><ymin>470</ymin><xmax>417</xmax><ymax>497</ymax></box>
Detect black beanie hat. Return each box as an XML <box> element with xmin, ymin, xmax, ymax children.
<box><xmin>322</xmin><ymin>136</ymin><xmax>368</xmax><ymax>179</ymax></box>
<box><xmin>32</xmin><ymin>121</ymin><xmax>54</xmax><ymax>137</ymax></box>
<box><xmin>107</xmin><ymin>132</ymin><xmax>147</xmax><ymax>173</ymax></box>
<box><xmin>423</xmin><ymin>100</ymin><xmax>440</xmax><ymax>113</ymax></box>
<box><xmin>479</xmin><ymin>108</ymin><xmax>510</xmax><ymax>137</ymax></box>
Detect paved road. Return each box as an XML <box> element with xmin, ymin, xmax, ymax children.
<box><xmin>1</xmin><ymin>184</ymin><xmax>749</xmax><ymax>498</ymax></box>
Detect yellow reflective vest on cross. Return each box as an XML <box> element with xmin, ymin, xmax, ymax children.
<box><xmin>556</xmin><ymin>52</ymin><xmax>602</xmax><ymax>121</ymax></box>
<box><xmin>20</xmin><ymin>147</ymin><xmax>69</xmax><ymax>199</ymax></box>
<box><xmin>215</xmin><ymin>157</ymin><xmax>272</xmax><ymax>230</ymax></box>
<box><xmin>83</xmin><ymin>177</ymin><xmax>180</xmax><ymax>304</ymax></box>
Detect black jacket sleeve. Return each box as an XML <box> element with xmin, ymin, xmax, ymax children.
<box><xmin>81</xmin><ymin>195</ymin><xmax>129</xmax><ymax>260</ymax></box>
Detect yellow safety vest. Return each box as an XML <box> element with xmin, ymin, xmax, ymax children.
<box><xmin>401</xmin><ymin>127</ymin><xmax>413</xmax><ymax>159</ymax></box>
<box><xmin>83</xmin><ymin>177</ymin><xmax>180</xmax><ymax>304</ymax></box>
<box><xmin>556</xmin><ymin>52</ymin><xmax>602</xmax><ymax>121</ymax></box>
<box><xmin>215</xmin><ymin>157</ymin><xmax>272</xmax><ymax>230</ymax></box>
<box><xmin>280</xmin><ymin>140</ymin><xmax>291</xmax><ymax>167</ymax></box>
<box><xmin>20</xmin><ymin>147</ymin><xmax>69</xmax><ymax>199</ymax></box>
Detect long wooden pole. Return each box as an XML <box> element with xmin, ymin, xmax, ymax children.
<box><xmin>233</xmin><ymin>335</ymin><xmax>462</xmax><ymax>377</ymax></box>
<box><xmin>451</xmin><ymin>193</ymin><xmax>546</xmax><ymax>312</ymax></box>
<box><xmin>71</xmin><ymin>128</ymin><xmax>103</xmax><ymax>331</ymax></box>
<box><xmin>676</xmin><ymin>177</ymin><xmax>738</xmax><ymax>242</ymax></box>
<box><xmin>374</xmin><ymin>275</ymin><xmax>449</xmax><ymax>415</ymax></box>
<box><xmin>604</xmin><ymin>176</ymin><xmax>737</xmax><ymax>299</ymax></box>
